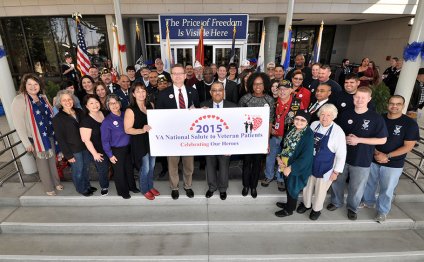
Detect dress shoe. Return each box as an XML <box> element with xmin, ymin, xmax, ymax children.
<box><xmin>242</xmin><ymin>187</ymin><xmax>249</xmax><ymax>196</ymax></box>
<box><xmin>144</xmin><ymin>191</ymin><xmax>155</xmax><ymax>200</ymax></box>
<box><xmin>184</xmin><ymin>188</ymin><xmax>194</xmax><ymax>198</ymax></box>
<box><xmin>277</xmin><ymin>181</ymin><xmax>286</xmax><ymax>192</ymax></box>
<box><xmin>276</xmin><ymin>202</ymin><xmax>286</xmax><ymax>209</ymax></box>
<box><xmin>347</xmin><ymin>209</ymin><xmax>357</xmax><ymax>220</ymax></box>
<box><xmin>171</xmin><ymin>190</ymin><xmax>179</xmax><ymax>200</ymax></box>
<box><xmin>88</xmin><ymin>186</ymin><xmax>97</xmax><ymax>193</ymax></box>
<box><xmin>296</xmin><ymin>202</ymin><xmax>312</xmax><ymax>214</ymax></box>
<box><xmin>150</xmin><ymin>188</ymin><xmax>160</xmax><ymax>196</ymax></box>
<box><xmin>220</xmin><ymin>192</ymin><xmax>227</xmax><ymax>200</ymax></box>
<box><xmin>205</xmin><ymin>190</ymin><xmax>214</xmax><ymax>198</ymax></box>
<box><xmin>326</xmin><ymin>203</ymin><xmax>338</xmax><ymax>211</ymax></box>
<box><xmin>122</xmin><ymin>194</ymin><xmax>131</xmax><ymax>199</ymax></box>
<box><xmin>251</xmin><ymin>188</ymin><xmax>257</xmax><ymax>198</ymax></box>
<box><xmin>275</xmin><ymin>209</ymin><xmax>293</xmax><ymax>217</ymax></box>
<box><xmin>309</xmin><ymin>210</ymin><xmax>321</xmax><ymax>220</ymax></box>
<box><xmin>46</xmin><ymin>191</ymin><xmax>56</xmax><ymax>196</ymax></box>
<box><xmin>131</xmin><ymin>188</ymin><xmax>140</xmax><ymax>193</ymax></box>
<box><xmin>55</xmin><ymin>185</ymin><xmax>64</xmax><ymax>191</ymax></box>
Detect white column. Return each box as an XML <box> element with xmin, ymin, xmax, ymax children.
<box><xmin>264</xmin><ymin>17</ymin><xmax>279</xmax><ymax>66</ymax></box>
<box><xmin>395</xmin><ymin>0</ymin><xmax>424</xmax><ymax>113</ymax></box>
<box><xmin>113</xmin><ymin>0</ymin><xmax>128</xmax><ymax>70</ymax></box>
<box><xmin>0</xmin><ymin>35</ymin><xmax>37</xmax><ymax>174</ymax></box>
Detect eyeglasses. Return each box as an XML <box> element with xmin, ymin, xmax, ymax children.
<box><xmin>211</xmin><ymin>89</ymin><xmax>224</xmax><ymax>93</ymax></box>
<box><xmin>294</xmin><ymin>117</ymin><xmax>307</xmax><ymax>122</ymax></box>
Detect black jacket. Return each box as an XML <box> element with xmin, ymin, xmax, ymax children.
<box><xmin>156</xmin><ymin>85</ymin><xmax>200</xmax><ymax>109</ymax></box>
<box><xmin>52</xmin><ymin>108</ymin><xmax>86</xmax><ymax>160</ymax></box>
<box><xmin>408</xmin><ymin>80</ymin><xmax>424</xmax><ymax>111</ymax></box>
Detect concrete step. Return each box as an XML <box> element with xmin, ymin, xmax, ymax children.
<box><xmin>0</xmin><ymin>202</ymin><xmax>417</xmax><ymax>234</ymax></box>
<box><xmin>0</xmin><ymin>230</ymin><xmax>424</xmax><ymax>261</ymax></box>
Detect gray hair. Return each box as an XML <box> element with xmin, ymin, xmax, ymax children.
<box><xmin>54</xmin><ymin>90</ymin><xmax>75</xmax><ymax>109</ymax></box>
<box><xmin>317</xmin><ymin>103</ymin><xmax>338</xmax><ymax>120</ymax></box>
<box><xmin>105</xmin><ymin>94</ymin><xmax>121</xmax><ymax>111</ymax></box>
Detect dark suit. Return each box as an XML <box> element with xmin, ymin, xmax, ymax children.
<box><xmin>114</xmin><ymin>88</ymin><xmax>131</xmax><ymax>111</ymax></box>
<box><xmin>217</xmin><ymin>79</ymin><xmax>239</xmax><ymax>104</ymax></box>
<box><xmin>196</xmin><ymin>81</ymin><xmax>213</xmax><ymax>104</ymax></box>
<box><xmin>156</xmin><ymin>85</ymin><xmax>200</xmax><ymax>191</ymax></box>
<box><xmin>156</xmin><ymin>85</ymin><xmax>200</xmax><ymax>109</ymax></box>
<box><xmin>200</xmin><ymin>99</ymin><xmax>237</xmax><ymax>193</ymax></box>
<box><xmin>107</xmin><ymin>83</ymin><xmax>120</xmax><ymax>94</ymax></box>
<box><xmin>307</xmin><ymin>100</ymin><xmax>330</xmax><ymax>123</ymax></box>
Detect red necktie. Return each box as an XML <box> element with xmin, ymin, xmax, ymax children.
<box><xmin>179</xmin><ymin>89</ymin><xmax>186</xmax><ymax>109</ymax></box>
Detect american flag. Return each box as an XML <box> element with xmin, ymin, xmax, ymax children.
<box><xmin>76</xmin><ymin>22</ymin><xmax>90</xmax><ymax>76</ymax></box>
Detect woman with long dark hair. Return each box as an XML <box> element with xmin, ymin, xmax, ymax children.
<box><xmin>124</xmin><ymin>82</ymin><xmax>159</xmax><ymax>200</ymax></box>
<box><xmin>12</xmin><ymin>74</ymin><xmax>63</xmax><ymax>196</ymax></box>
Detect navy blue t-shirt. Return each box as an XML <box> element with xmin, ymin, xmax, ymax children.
<box><xmin>332</xmin><ymin>91</ymin><xmax>376</xmax><ymax>116</ymax></box>
<box><xmin>374</xmin><ymin>114</ymin><xmax>419</xmax><ymax>168</ymax></box>
<box><xmin>339</xmin><ymin>109</ymin><xmax>388</xmax><ymax>167</ymax></box>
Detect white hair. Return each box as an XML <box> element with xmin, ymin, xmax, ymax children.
<box><xmin>317</xmin><ymin>103</ymin><xmax>338</xmax><ymax>120</ymax></box>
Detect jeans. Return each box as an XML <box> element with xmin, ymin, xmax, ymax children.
<box><xmin>69</xmin><ymin>150</ymin><xmax>91</xmax><ymax>194</ymax></box>
<box><xmin>139</xmin><ymin>153</ymin><xmax>156</xmax><ymax>194</ymax></box>
<box><xmin>330</xmin><ymin>163</ymin><xmax>371</xmax><ymax>213</ymax></box>
<box><xmin>362</xmin><ymin>162</ymin><xmax>403</xmax><ymax>215</ymax></box>
<box><xmin>264</xmin><ymin>136</ymin><xmax>282</xmax><ymax>180</ymax></box>
<box><xmin>86</xmin><ymin>153</ymin><xmax>110</xmax><ymax>189</ymax></box>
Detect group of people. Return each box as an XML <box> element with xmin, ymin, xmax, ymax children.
<box><xmin>11</xmin><ymin>53</ymin><xmax>422</xmax><ymax>224</ymax></box>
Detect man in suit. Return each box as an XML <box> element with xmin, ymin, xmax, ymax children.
<box><xmin>216</xmin><ymin>65</ymin><xmax>239</xmax><ymax>104</ymax></box>
<box><xmin>195</xmin><ymin>66</ymin><xmax>214</xmax><ymax>103</ymax></box>
<box><xmin>114</xmin><ymin>75</ymin><xmax>131</xmax><ymax>110</ymax></box>
<box><xmin>100</xmin><ymin>68</ymin><xmax>120</xmax><ymax>93</ymax></box>
<box><xmin>200</xmin><ymin>82</ymin><xmax>237</xmax><ymax>200</ymax></box>
<box><xmin>156</xmin><ymin>64</ymin><xmax>200</xmax><ymax>200</ymax></box>
<box><xmin>307</xmin><ymin>83</ymin><xmax>331</xmax><ymax>123</ymax></box>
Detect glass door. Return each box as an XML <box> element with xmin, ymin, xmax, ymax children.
<box><xmin>172</xmin><ymin>46</ymin><xmax>195</xmax><ymax>67</ymax></box>
<box><xmin>213</xmin><ymin>45</ymin><xmax>242</xmax><ymax>66</ymax></box>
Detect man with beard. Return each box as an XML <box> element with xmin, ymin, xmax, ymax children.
<box><xmin>155</xmin><ymin>58</ymin><xmax>172</xmax><ymax>84</ymax></box>
<box><xmin>147</xmin><ymin>71</ymin><xmax>159</xmax><ymax>93</ymax></box>
<box><xmin>100</xmin><ymin>68</ymin><xmax>120</xmax><ymax>93</ymax></box>
<box><xmin>88</xmin><ymin>66</ymin><xmax>99</xmax><ymax>82</ymax></box>
<box><xmin>274</xmin><ymin>65</ymin><xmax>285</xmax><ymax>82</ymax></box>
<box><xmin>285</xmin><ymin>54</ymin><xmax>313</xmax><ymax>87</ymax></box>
<box><xmin>184</xmin><ymin>64</ymin><xmax>199</xmax><ymax>88</ymax></box>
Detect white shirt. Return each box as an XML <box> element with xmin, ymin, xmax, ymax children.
<box><xmin>218</xmin><ymin>78</ymin><xmax>227</xmax><ymax>88</ymax></box>
<box><xmin>213</xmin><ymin>101</ymin><xmax>224</xmax><ymax>108</ymax></box>
<box><xmin>310</xmin><ymin>121</ymin><xmax>347</xmax><ymax>181</ymax></box>
<box><xmin>108</xmin><ymin>84</ymin><xmax>114</xmax><ymax>93</ymax></box>
<box><xmin>173</xmin><ymin>85</ymin><xmax>189</xmax><ymax>109</ymax></box>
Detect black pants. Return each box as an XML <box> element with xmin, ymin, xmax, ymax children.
<box><xmin>284</xmin><ymin>176</ymin><xmax>299</xmax><ymax>213</ymax></box>
<box><xmin>111</xmin><ymin>146</ymin><xmax>137</xmax><ymax>197</ymax></box>
<box><xmin>242</xmin><ymin>154</ymin><xmax>265</xmax><ymax>189</ymax></box>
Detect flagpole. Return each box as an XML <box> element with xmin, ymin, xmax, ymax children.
<box><xmin>316</xmin><ymin>21</ymin><xmax>324</xmax><ymax>63</ymax></box>
<box><xmin>281</xmin><ymin>0</ymin><xmax>295</xmax><ymax>67</ymax></box>
<box><xmin>112</xmin><ymin>0</ymin><xmax>127</xmax><ymax>70</ymax></box>
<box><xmin>166</xmin><ymin>20</ymin><xmax>172</xmax><ymax>70</ymax></box>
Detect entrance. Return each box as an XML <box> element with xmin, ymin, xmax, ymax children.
<box><xmin>170</xmin><ymin>45</ymin><xmax>244</xmax><ymax>67</ymax></box>
<box><xmin>213</xmin><ymin>45</ymin><xmax>242</xmax><ymax>66</ymax></box>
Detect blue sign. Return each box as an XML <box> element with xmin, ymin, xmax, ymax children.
<box><xmin>159</xmin><ymin>15</ymin><xmax>248</xmax><ymax>40</ymax></box>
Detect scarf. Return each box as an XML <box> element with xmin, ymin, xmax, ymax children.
<box><xmin>280</xmin><ymin>126</ymin><xmax>307</xmax><ymax>159</ymax></box>
<box><xmin>25</xmin><ymin>94</ymin><xmax>59</xmax><ymax>159</ymax></box>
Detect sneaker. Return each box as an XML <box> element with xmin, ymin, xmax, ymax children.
<box><xmin>277</xmin><ymin>181</ymin><xmax>286</xmax><ymax>192</ymax></box>
<box><xmin>375</xmin><ymin>213</ymin><xmax>386</xmax><ymax>223</ymax></box>
<box><xmin>144</xmin><ymin>191</ymin><xmax>155</xmax><ymax>200</ymax></box>
<box><xmin>347</xmin><ymin>209</ymin><xmax>357</xmax><ymax>220</ymax></box>
<box><xmin>261</xmin><ymin>178</ymin><xmax>273</xmax><ymax>187</ymax></box>
<box><xmin>150</xmin><ymin>188</ymin><xmax>160</xmax><ymax>196</ymax></box>
<box><xmin>101</xmin><ymin>188</ymin><xmax>108</xmax><ymax>196</ymax></box>
<box><xmin>359</xmin><ymin>202</ymin><xmax>375</xmax><ymax>209</ymax></box>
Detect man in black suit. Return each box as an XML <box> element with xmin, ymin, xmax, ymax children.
<box><xmin>100</xmin><ymin>68</ymin><xmax>120</xmax><ymax>93</ymax></box>
<box><xmin>114</xmin><ymin>75</ymin><xmax>131</xmax><ymax>110</ymax></box>
<box><xmin>156</xmin><ymin>64</ymin><xmax>200</xmax><ymax>200</ymax></box>
<box><xmin>216</xmin><ymin>65</ymin><xmax>239</xmax><ymax>104</ymax></box>
<box><xmin>200</xmin><ymin>82</ymin><xmax>237</xmax><ymax>200</ymax></box>
<box><xmin>196</xmin><ymin>66</ymin><xmax>214</xmax><ymax>103</ymax></box>
<box><xmin>307</xmin><ymin>83</ymin><xmax>331</xmax><ymax>123</ymax></box>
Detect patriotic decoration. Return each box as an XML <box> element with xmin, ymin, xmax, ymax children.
<box><xmin>134</xmin><ymin>20</ymin><xmax>145</xmax><ymax>72</ymax></box>
<box><xmin>311</xmin><ymin>21</ymin><xmax>324</xmax><ymax>64</ymax></box>
<box><xmin>73</xmin><ymin>13</ymin><xmax>90</xmax><ymax>76</ymax></box>
<box><xmin>256</xmin><ymin>27</ymin><xmax>265</xmax><ymax>72</ymax></box>
<box><xmin>282</xmin><ymin>27</ymin><xmax>292</xmax><ymax>70</ymax></box>
<box><xmin>164</xmin><ymin>20</ymin><xmax>173</xmax><ymax>72</ymax></box>
<box><xmin>195</xmin><ymin>25</ymin><xmax>204</xmax><ymax>66</ymax></box>
<box><xmin>229</xmin><ymin>25</ymin><xmax>237</xmax><ymax>64</ymax></box>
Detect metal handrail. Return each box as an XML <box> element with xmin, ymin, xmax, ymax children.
<box><xmin>0</xmin><ymin>130</ymin><xmax>26</xmax><ymax>187</ymax></box>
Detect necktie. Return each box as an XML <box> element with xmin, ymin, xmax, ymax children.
<box><xmin>216</xmin><ymin>104</ymin><xmax>219</xmax><ymax>108</ymax></box>
<box><xmin>309</xmin><ymin>102</ymin><xmax>319</xmax><ymax>114</ymax></box>
<box><xmin>178</xmin><ymin>89</ymin><xmax>186</xmax><ymax>109</ymax></box>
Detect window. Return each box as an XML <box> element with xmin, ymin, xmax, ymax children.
<box><xmin>144</xmin><ymin>21</ymin><xmax>160</xmax><ymax>65</ymax></box>
<box><xmin>246</xmin><ymin>21</ymin><xmax>263</xmax><ymax>61</ymax></box>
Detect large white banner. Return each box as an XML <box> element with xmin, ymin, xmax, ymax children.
<box><xmin>147</xmin><ymin>107</ymin><xmax>270</xmax><ymax>156</ymax></box>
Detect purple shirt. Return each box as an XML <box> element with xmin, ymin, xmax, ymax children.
<box><xmin>100</xmin><ymin>112</ymin><xmax>130</xmax><ymax>158</ymax></box>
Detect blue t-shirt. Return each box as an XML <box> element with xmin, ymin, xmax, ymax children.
<box><xmin>339</xmin><ymin>109</ymin><xmax>388</xmax><ymax>167</ymax></box>
<box><xmin>375</xmin><ymin>114</ymin><xmax>419</xmax><ymax>168</ymax></box>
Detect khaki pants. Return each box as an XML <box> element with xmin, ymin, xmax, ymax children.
<box><xmin>303</xmin><ymin>175</ymin><xmax>333</xmax><ymax>212</ymax></box>
<box><xmin>167</xmin><ymin>156</ymin><xmax>194</xmax><ymax>190</ymax></box>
